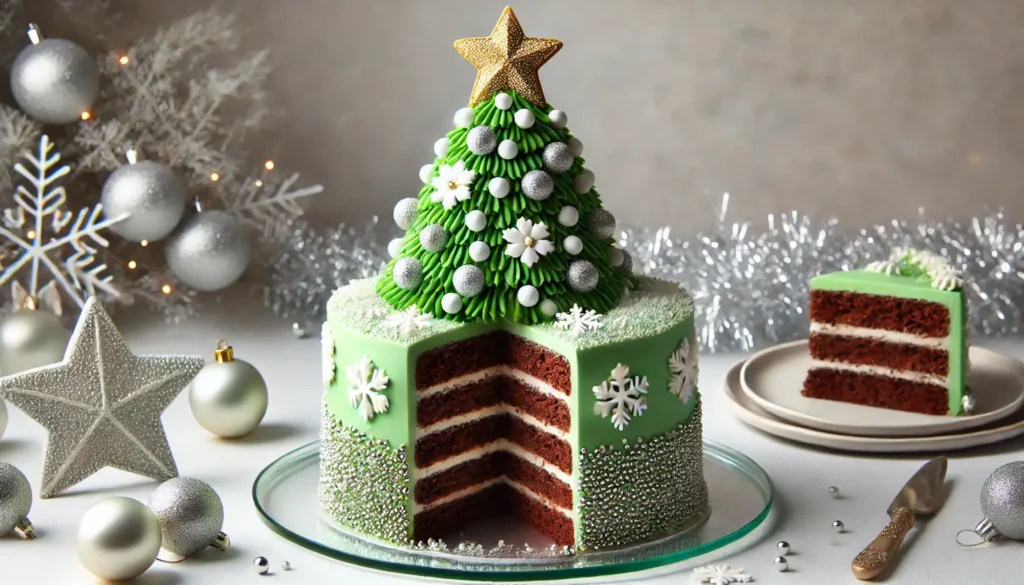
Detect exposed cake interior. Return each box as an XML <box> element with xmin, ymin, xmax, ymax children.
<box><xmin>413</xmin><ymin>332</ymin><xmax>575</xmax><ymax>546</ymax></box>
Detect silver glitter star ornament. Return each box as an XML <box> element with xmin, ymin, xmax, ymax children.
<box><xmin>0</xmin><ymin>297</ymin><xmax>204</xmax><ymax>498</ymax></box>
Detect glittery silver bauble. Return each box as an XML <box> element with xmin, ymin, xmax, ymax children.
<box><xmin>586</xmin><ymin>209</ymin><xmax>617</xmax><ymax>240</ymax></box>
<box><xmin>567</xmin><ymin>260</ymin><xmax>599</xmax><ymax>292</ymax></box>
<box><xmin>254</xmin><ymin>556</ymin><xmax>270</xmax><ymax>574</ymax></box>
<box><xmin>453</xmin><ymin>265</ymin><xmax>485</xmax><ymax>297</ymax></box>
<box><xmin>980</xmin><ymin>461</ymin><xmax>1024</xmax><ymax>540</ymax></box>
<box><xmin>393</xmin><ymin>257</ymin><xmax>423</xmax><ymax>290</ymax></box>
<box><xmin>0</xmin><ymin>462</ymin><xmax>33</xmax><ymax>538</ymax></box>
<box><xmin>11</xmin><ymin>37</ymin><xmax>99</xmax><ymax>124</ymax></box>
<box><xmin>774</xmin><ymin>556</ymin><xmax>789</xmax><ymax>572</ymax></box>
<box><xmin>393</xmin><ymin>198</ymin><xmax>419</xmax><ymax>230</ymax></box>
<box><xmin>165</xmin><ymin>211</ymin><xmax>251</xmax><ymax>292</ymax></box>
<box><xmin>0</xmin><ymin>308</ymin><xmax>68</xmax><ymax>376</ymax></box>
<box><xmin>419</xmin><ymin>224</ymin><xmax>448</xmax><ymax>253</ymax></box>
<box><xmin>467</xmin><ymin>126</ymin><xmax>497</xmax><ymax>155</ymax></box>
<box><xmin>621</xmin><ymin>250</ymin><xmax>634</xmax><ymax>273</ymax></box>
<box><xmin>76</xmin><ymin>497</ymin><xmax>161</xmax><ymax>582</ymax></box>
<box><xmin>776</xmin><ymin>540</ymin><xmax>790</xmax><ymax>555</ymax></box>
<box><xmin>101</xmin><ymin>160</ymin><xmax>187</xmax><ymax>242</ymax></box>
<box><xmin>0</xmin><ymin>399</ymin><xmax>6</xmax><ymax>440</ymax></box>
<box><xmin>148</xmin><ymin>477</ymin><xmax>228</xmax><ymax>558</ymax></box>
<box><xmin>542</xmin><ymin>142</ymin><xmax>574</xmax><ymax>174</ymax></box>
<box><xmin>832</xmin><ymin>520</ymin><xmax>845</xmax><ymax>533</ymax></box>
<box><xmin>521</xmin><ymin>170</ymin><xmax>554</xmax><ymax>201</ymax></box>
<box><xmin>189</xmin><ymin>344</ymin><xmax>268</xmax><ymax>439</ymax></box>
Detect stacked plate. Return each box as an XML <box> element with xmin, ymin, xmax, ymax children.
<box><xmin>723</xmin><ymin>340</ymin><xmax>1024</xmax><ymax>453</ymax></box>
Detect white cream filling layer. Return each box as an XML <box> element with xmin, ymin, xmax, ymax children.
<box><xmin>416</xmin><ymin>404</ymin><xmax>570</xmax><ymax>442</ymax></box>
<box><xmin>413</xmin><ymin>476</ymin><xmax>573</xmax><ymax>519</ymax></box>
<box><xmin>810</xmin><ymin>322</ymin><xmax>949</xmax><ymax>349</ymax></box>
<box><xmin>809</xmin><ymin>360</ymin><xmax>947</xmax><ymax>386</ymax></box>
<box><xmin>414</xmin><ymin>439</ymin><xmax>574</xmax><ymax>487</ymax></box>
<box><xmin>417</xmin><ymin>366</ymin><xmax>569</xmax><ymax>404</ymax></box>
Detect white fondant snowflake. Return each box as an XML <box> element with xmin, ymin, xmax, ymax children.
<box><xmin>866</xmin><ymin>259</ymin><xmax>901</xmax><ymax>276</ymax></box>
<box><xmin>668</xmin><ymin>335</ymin><xmax>699</xmax><ymax>404</ymax></box>
<box><xmin>430</xmin><ymin>161</ymin><xmax>475</xmax><ymax>210</ymax></box>
<box><xmin>503</xmin><ymin>217</ymin><xmax>555</xmax><ymax>268</ymax></box>
<box><xmin>691</xmin><ymin>564</ymin><xmax>753</xmax><ymax>584</ymax></box>
<box><xmin>321</xmin><ymin>322</ymin><xmax>335</xmax><ymax>386</ymax></box>
<box><xmin>593</xmin><ymin>363</ymin><xmax>648</xmax><ymax>431</ymax></box>
<box><xmin>361</xmin><ymin>304</ymin><xmax>387</xmax><ymax>320</ymax></box>
<box><xmin>931</xmin><ymin>268</ymin><xmax>963</xmax><ymax>291</ymax></box>
<box><xmin>386</xmin><ymin>305</ymin><xmax>433</xmax><ymax>334</ymax></box>
<box><xmin>347</xmin><ymin>355</ymin><xmax>390</xmax><ymax>421</ymax></box>
<box><xmin>554</xmin><ymin>304</ymin><xmax>602</xmax><ymax>335</ymax></box>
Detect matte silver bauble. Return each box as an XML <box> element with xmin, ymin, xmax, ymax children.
<box><xmin>586</xmin><ymin>209</ymin><xmax>617</xmax><ymax>240</ymax></box>
<box><xmin>548</xmin><ymin>109</ymin><xmax>568</xmax><ymax>129</ymax></box>
<box><xmin>387</xmin><ymin>238</ymin><xmax>403</xmax><ymax>259</ymax></box>
<box><xmin>148</xmin><ymin>477</ymin><xmax>228</xmax><ymax>558</ymax></box>
<box><xmin>521</xmin><ymin>170</ymin><xmax>554</xmax><ymax>201</ymax></box>
<box><xmin>11</xmin><ymin>36</ymin><xmax>99</xmax><ymax>125</ymax></box>
<box><xmin>567</xmin><ymin>260</ymin><xmax>599</xmax><ymax>292</ymax></box>
<box><xmin>165</xmin><ymin>210</ymin><xmax>251</xmax><ymax>292</ymax></box>
<box><xmin>393</xmin><ymin>258</ymin><xmax>423</xmax><ymax>290</ymax></box>
<box><xmin>980</xmin><ymin>461</ymin><xmax>1024</xmax><ymax>540</ymax></box>
<box><xmin>542</xmin><ymin>142</ymin><xmax>574</xmax><ymax>174</ymax></box>
<box><xmin>453</xmin><ymin>265</ymin><xmax>485</xmax><ymax>297</ymax></box>
<box><xmin>0</xmin><ymin>308</ymin><xmax>67</xmax><ymax>376</ymax></box>
<box><xmin>76</xmin><ymin>497</ymin><xmax>161</xmax><ymax>582</ymax></box>
<box><xmin>393</xmin><ymin>197</ymin><xmax>419</xmax><ymax>230</ymax></box>
<box><xmin>0</xmin><ymin>462</ymin><xmax>34</xmax><ymax>539</ymax></box>
<box><xmin>419</xmin><ymin>224</ymin><xmax>448</xmax><ymax>253</ymax></box>
<box><xmin>574</xmin><ymin>169</ymin><xmax>596</xmax><ymax>194</ymax></box>
<box><xmin>189</xmin><ymin>343</ymin><xmax>268</xmax><ymax>438</ymax></box>
<box><xmin>101</xmin><ymin>160</ymin><xmax>187</xmax><ymax>242</ymax></box>
<box><xmin>467</xmin><ymin>126</ymin><xmax>497</xmax><ymax>155</ymax></box>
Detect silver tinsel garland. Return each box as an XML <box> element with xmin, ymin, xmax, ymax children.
<box><xmin>265</xmin><ymin>195</ymin><xmax>1024</xmax><ymax>352</ymax></box>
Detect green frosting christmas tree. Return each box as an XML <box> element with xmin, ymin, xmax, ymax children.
<box><xmin>378</xmin><ymin>6</ymin><xmax>636</xmax><ymax>324</ymax></box>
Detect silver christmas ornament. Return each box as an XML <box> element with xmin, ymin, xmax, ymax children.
<box><xmin>0</xmin><ymin>302</ymin><xmax>67</xmax><ymax>377</ymax></box>
<box><xmin>829</xmin><ymin>486</ymin><xmax>841</xmax><ymax>498</ymax></box>
<box><xmin>165</xmin><ymin>210</ymin><xmax>251</xmax><ymax>292</ymax></box>
<box><xmin>76</xmin><ymin>497</ymin><xmax>162</xmax><ymax>582</ymax></box>
<box><xmin>521</xmin><ymin>170</ymin><xmax>554</xmax><ymax>201</ymax></box>
<box><xmin>567</xmin><ymin>260</ymin><xmax>599</xmax><ymax>292</ymax></box>
<box><xmin>254</xmin><ymin>556</ymin><xmax>270</xmax><ymax>575</ymax></box>
<box><xmin>148</xmin><ymin>477</ymin><xmax>229</xmax><ymax>558</ymax></box>
<box><xmin>974</xmin><ymin>461</ymin><xmax>1024</xmax><ymax>541</ymax></box>
<box><xmin>467</xmin><ymin>126</ymin><xmax>497</xmax><ymax>155</ymax></box>
<box><xmin>0</xmin><ymin>462</ymin><xmax>34</xmax><ymax>539</ymax></box>
<box><xmin>101</xmin><ymin>153</ymin><xmax>187</xmax><ymax>242</ymax></box>
<box><xmin>189</xmin><ymin>341</ymin><xmax>268</xmax><ymax>439</ymax></box>
<box><xmin>393</xmin><ymin>257</ymin><xmax>423</xmax><ymax>290</ymax></box>
<box><xmin>393</xmin><ymin>198</ymin><xmax>419</xmax><ymax>230</ymax></box>
<box><xmin>419</xmin><ymin>224</ymin><xmax>448</xmax><ymax>253</ymax></box>
<box><xmin>774</xmin><ymin>556</ymin><xmax>789</xmax><ymax>572</ymax></box>
<box><xmin>776</xmin><ymin>540</ymin><xmax>790</xmax><ymax>555</ymax></box>
<box><xmin>453</xmin><ymin>265</ymin><xmax>485</xmax><ymax>297</ymax></box>
<box><xmin>586</xmin><ymin>209</ymin><xmax>617</xmax><ymax>240</ymax></box>
<box><xmin>542</xmin><ymin>142</ymin><xmax>574</xmax><ymax>174</ymax></box>
<box><xmin>621</xmin><ymin>250</ymin><xmax>634</xmax><ymax>273</ymax></box>
<box><xmin>832</xmin><ymin>520</ymin><xmax>845</xmax><ymax>533</ymax></box>
<box><xmin>10</xmin><ymin>26</ymin><xmax>99</xmax><ymax>125</ymax></box>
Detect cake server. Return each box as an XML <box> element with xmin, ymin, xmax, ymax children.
<box><xmin>851</xmin><ymin>456</ymin><xmax>948</xmax><ymax>580</ymax></box>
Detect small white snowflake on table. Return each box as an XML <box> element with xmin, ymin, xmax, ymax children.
<box><xmin>592</xmin><ymin>363</ymin><xmax>648</xmax><ymax>431</ymax></box>
<box><xmin>554</xmin><ymin>304</ymin><xmax>602</xmax><ymax>335</ymax></box>
<box><xmin>691</xmin><ymin>564</ymin><xmax>753</xmax><ymax>584</ymax></box>
<box><xmin>347</xmin><ymin>355</ymin><xmax>390</xmax><ymax>421</ymax></box>
<box><xmin>321</xmin><ymin>322</ymin><xmax>335</xmax><ymax>387</ymax></box>
<box><xmin>668</xmin><ymin>334</ymin><xmax>699</xmax><ymax>404</ymax></box>
<box><xmin>386</xmin><ymin>305</ymin><xmax>433</xmax><ymax>334</ymax></box>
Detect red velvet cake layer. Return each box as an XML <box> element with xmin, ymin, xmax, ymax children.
<box><xmin>808</xmin><ymin>333</ymin><xmax>948</xmax><ymax>375</ymax></box>
<box><xmin>809</xmin><ymin>290</ymin><xmax>950</xmax><ymax>337</ymax></box>
<box><xmin>802</xmin><ymin>368</ymin><xmax>948</xmax><ymax>415</ymax></box>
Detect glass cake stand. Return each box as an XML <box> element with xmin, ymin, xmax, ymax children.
<box><xmin>253</xmin><ymin>441</ymin><xmax>772</xmax><ymax>581</ymax></box>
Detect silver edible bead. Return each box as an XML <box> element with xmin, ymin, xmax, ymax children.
<box><xmin>774</xmin><ymin>555</ymin><xmax>789</xmax><ymax>572</ymax></box>
<box><xmin>253</xmin><ymin>556</ymin><xmax>270</xmax><ymax>575</ymax></box>
<box><xmin>776</xmin><ymin>540</ymin><xmax>790</xmax><ymax>555</ymax></box>
<box><xmin>828</xmin><ymin>486</ymin><xmax>840</xmax><ymax>498</ymax></box>
<box><xmin>832</xmin><ymin>520</ymin><xmax>845</xmax><ymax>533</ymax></box>
<box><xmin>281</xmin><ymin>560</ymin><xmax>292</xmax><ymax>571</ymax></box>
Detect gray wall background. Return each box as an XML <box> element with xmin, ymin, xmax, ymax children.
<box><xmin>47</xmin><ymin>1</ymin><xmax>1024</xmax><ymax>230</ymax></box>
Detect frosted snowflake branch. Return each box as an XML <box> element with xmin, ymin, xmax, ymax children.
<box><xmin>224</xmin><ymin>171</ymin><xmax>324</xmax><ymax>241</ymax></box>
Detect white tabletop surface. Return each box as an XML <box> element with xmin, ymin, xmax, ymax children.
<box><xmin>1</xmin><ymin>300</ymin><xmax>1022</xmax><ymax>585</ymax></box>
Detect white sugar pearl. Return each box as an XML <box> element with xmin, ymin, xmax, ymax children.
<box><xmin>517</xmin><ymin>285</ymin><xmax>539</xmax><ymax>307</ymax></box>
<box><xmin>454</xmin><ymin>107</ymin><xmax>475</xmax><ymax>128</ymax></box>
<box><xmin>434</xmin><ymin>137</ymin><xmax>449</xmax><ymax>158</ymax></box>
<box><xmin>498</xmin><ymin>140</ymin><xmax>519</xmax><ymax>160</ymax></box>
<box><xmin>563</xmin><ymin>235</ymin><xmax>583</xmax><ymax>255</ymax></box>
<box><xmin>574</xmin><ymin>169</ymin><xmax>595</xmax><ymax>194</ymax></box>
<box><xmin>558</xmin><ymin>206</ymin><xmax>579</xmax><ymax>227</ymax></box>
<box><xmin>442</xmin><ymin>293</ymin><xmax>463</xmax><ymax>314</ymax></box>
<box><xmin>469</xmin><ymin>241</ymin><xmax>491</xmax><ymax>262</ymax></box>
<box><xmin>514</xmin><ymin>109</ymin><xmax>536</xmax><ymax>129</ymax></box>
<box><xmin>465</xmin><ymin>210</ymin><xmax>487</xmax><ymax>232</ymax></box>
<box><xmin>568</xmin><ymin>137</ymin><xmax>583</xmax><ymax>156</ymax></box>
<box><xmin>548</xmin><ymin>110</ymin><xmax>568</xmax><ymax>129</ymax></box>
<box><xmin>540</xmin><ymin>299</ymin><xmax>558</xmax><ymax>317</ymax></box>
<box><xmin>488</xmin><ymin>177</ymin><xmax>510</xmax><ymax>198</ymax></box>
<box><xmin>495</xmin><ymin>93</ymin><xmax>513</xmax><ymax>110</ymax></box>
<box><xmin>419</xmin><ymin>164</ymin><xmax>434</xmax><ymax>184</ymax></box>
<box><xmin>388</xmin><ymin>238</ymin><xmax>403</xmax><ymax>258</ymax></box>
<box><xmin>608</xmin><ymin>248</ymin><xmax>625</xmax><ymax>267</ymax></box>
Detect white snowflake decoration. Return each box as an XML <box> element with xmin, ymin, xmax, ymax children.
<box><xmin>346</xmin><ymin>355</ymin><xmax>390</xmax><ymax>421</ymax></box>
<box><xmin>430</xmin><ymin>161</ymin><xmax>475</xmax><ymax>210</ymax></box>
<box><xmin>0</xmin><ymin>135</ymin><xmax>125</xmax><ymax>307</ymax></box>
<box><xmin>668</xmin><ymin>335</ymin><xmax>699</xmax><ymax>404</ymax></box>
<box><xmin>224</xmin><ymin>171</ymin><xmax>324</xmax><ymax>243</ymax></box>
<box><xmin>503</xmin><ymin>217</ymin><xmax>555</xmax><ymax>268</ymax></box>
<box><xmin>386</xmin><ymin>305</ymin><xmax>433</xmax><ymax>334</ymax></box>
<box><xmin>592</xmin><ymin>363</ymin><xmax>648</xmax><ymax>431</ymax></box>
<box><xmin>321</xmin><ymin>322</ymin><xmax>336</xmax><ymax>386</ymax></box>
<box><xmin>691</xmin><ymin>564</ymin><xmax>753</xmax><ymax>584</ymax></box>
<box><xmin>554</xmin><ymin>304</ymin><xmax>602</xmax><ymax>335</ymax></box>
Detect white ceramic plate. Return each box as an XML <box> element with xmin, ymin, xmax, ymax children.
<box><xmin>739</xmin><ymin>340</ymin><xmax>1024</xmax><ymax>437</ymax></box>
<box><xmin>724</xmin><ymin>358</ymin><xmax>1024</xmax><ymax>453</ymax></box>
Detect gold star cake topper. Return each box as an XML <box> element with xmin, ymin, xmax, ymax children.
<box><xmin>455</xmin><ymin>6</ymin><xmax>563</xmax><ymax>107</ymax></box>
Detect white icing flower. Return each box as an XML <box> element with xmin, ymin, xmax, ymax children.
<box><xmin>346</xmin><ymin>355</ymin><xmax>390</xmax><ymax>421</ymax></box>
<box><xmin>503</xmin><ymin>217</ymin><xmax>555</xmax><ymax>268</ymax></box>
<box><xmin>866</xmin><ymin>259</ymin><xmax>901</xmax><ymax>276</ymax></box>
<box><xmin>931</xmin><ymin>268</ymin><xmax>963</xmax><ymax>291</ymax></box>
<box><xmin>908</xmin><ymin>249</ymin><xmax>950</xmax><ymax>274</ymax></box>
<box><xmin>592</xmin><ymin>363</ymin><xmax>648</xmax><ymax>431</ymax></box>
<box><xmin>554</xmin><ymin>304</ymin><xmax>602</xmax><ymax>335</ymax></box>
<box><xmin>430</xmin><ymin>161</ymin><xmax>475</xmax><ymax>210</ymax></box>
<box><xmin>321</xmin><ymin>322</ymin><xmax>336</xmax><ymax>387</ymax></box>
<box><xmin>385</xmin><ymin>305</ymin><xmax>433</xmax><ymax>334</ymax></box>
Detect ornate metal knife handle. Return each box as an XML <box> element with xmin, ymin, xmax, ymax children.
<box><xmin>851</xmin><ymin>506</ymin><xmax>915</xmax><ymax>580</ymax></box>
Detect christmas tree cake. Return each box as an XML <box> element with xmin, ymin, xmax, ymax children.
<box><xmin>318</xmin><ymin>7</ymin><xmax>706</xmax><ymax>551</ymax></box>
<box><xmin>803</xmin><ymin>250</ymin><xmax>972</xmax><ymax>415</ymax></box>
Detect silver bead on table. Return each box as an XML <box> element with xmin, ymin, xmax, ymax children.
<box><xmin>832</xmin><ymin>520</ymin><xmax>845</xmax><ymax>533</ymax></box>
<box><xmin>0</xmin><ymin>462</ymin><xmax>34</xmax><ymax>539</ymax></box>
<box><xmin>253</xmin><ymin>556</ymin><xmax>270</xmax><ymax>575</ymax></box>
<box><xmin>521</xmin><ymin>170</ymin><xmax>554</xmax><ymax>201</ymax></box>
<box><xmin>567</xmin><ymin>260</ymin><xmax>599</xmax><ymax>293</ymax></box>
<box><xmin>829</xmin><ymin>486</ymin><xmax>841</xmax><ymax>498</ymax></box>
<box><xmin>291</xmin><ymin>322</ymin><xmax>307</xmax><ymax>339</ymax></box>
<box><xmin>101</xmin><ymin>156</ymin><xmax>187</xmax><ymax>242</ymax></box>
<box><xmin>774</xmin><ymin>555</ymin><xmax>789</xmax><ymax>572</ymax></box>
<box><xmin>282</xmin><ymin>561</ymin><xmax>292</xmax><ymax>571</ymax></box>
<box><xmin>776</xmin><ymin>540</ymin><xmax>790</xmax><ymax>555</ymax></box>
<box><xmin>466</xmin><ymin>126</ymin><xmax>497</xmax><ymax>155</ymax></box>
<box><xmin>393</xmin><ymin>257</ymin><xmax>423</xmax><ymax>290</ymax></box>
<box><xmin>165</xmin><ymin>210</ymin><xmax>251</xmax><ymax>292</ymax></box>
<box><xmin>11</xmin><ymin>28</ymin><xmax>99</xmax><ymax>125</ymax></box>
<box><xmin>542</xmin><ymin>142</ymin><xmax>574</xmax><ymax>174</ymax></box>
<box><xmin>586</xmin><ymin>209</ymin><xmax>617</xmax><ymax>240</ymax></box>
<box><xmin>148</xmin><ymin>477</ymin><xmax>228</xmax><ymax>558</ymax></box>
<box><xmin>419</xmin><ymin>224</ymin><xmax>448</xmax><ymax>253</ymax></box>
<box><xmin>453</xmin><ymin>265</ymin><xmax>485</xmax><ymax>297</ymax></box>
<box><xmin>76</xmin><ymin>497</ymin><xmax>162</xmax><ymax>582</ymax></box>
<box><xmin>393</xmin><ymin>198</ymin><xmax>419</xmax><ymax>230</ymax></box>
